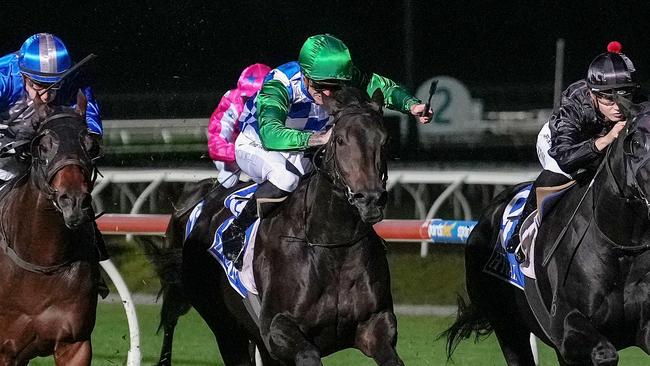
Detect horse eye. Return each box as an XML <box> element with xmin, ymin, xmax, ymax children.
<box><xmin>336</xmin><ymin>136</ymin><xmax>344</xmax><ymax>145</ymax></box>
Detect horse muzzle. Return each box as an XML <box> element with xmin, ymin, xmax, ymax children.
<box><xmin>56</xmin><ymin>191</ymin><xmax>94</xmax><ymax>228</ymax></box>
<box><xmin>352</xmin><ymin>189</ymin><xmax>387</xmax><ymax>224</ymax></box>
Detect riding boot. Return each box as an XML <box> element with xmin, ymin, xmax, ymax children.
<box><xmin>222</xmin><ymin>181</ymin><xmax>289</xmax><ymax>270</ymax></box>
<box><xmin>222</xmin><ymin>196</ymin><xmax>259</xmax><ymax>263</ymax></box>
<box><xmin>506</xmin><ymin>170</ymin><xmax>571</xmax><ymax>254</ymax></box>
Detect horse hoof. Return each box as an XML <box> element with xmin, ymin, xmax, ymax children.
<box><xmin>591</xmin><ymin>342</ymin><xmax>618</xmax><ymax>365</ymax></box>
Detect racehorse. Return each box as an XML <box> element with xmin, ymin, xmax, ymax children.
<box><xmin>445</xmin><ymin>100</ymin><xmax>650</xmax><ymax>365</ymax></box>
<box><xmin>147</xmin><ymin>86</ymin><xmax>403</xmax><ymax>365</ymax></box>
<box><xmin>0</xmin><ymin>96</ymin><xmax>103</xmax><ymax>366</ymax></box>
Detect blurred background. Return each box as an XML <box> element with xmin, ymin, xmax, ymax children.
<box><xmin>7</xmin><ymin>1</ymin><xmax>650</xmax><ymax>364</ymax></box>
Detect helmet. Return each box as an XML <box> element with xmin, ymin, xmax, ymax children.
<box><xmin>587</xmin><ymin>41</ymin><xmax>637</xmax><ymax>94</ymax></box>
<box><xmin>18</xmin><ymin>33</ymin><xmax>72</xmax><ymax>84</ymax></box>
<box><xmin>237</xmin><ymin>63</ymin><xmax>272</xmax><ymax>97</ymax></box>
<box><xmin>298</xmin><ymin>34</ymin><xmax>353</xmax><ymax>82</ymax></box>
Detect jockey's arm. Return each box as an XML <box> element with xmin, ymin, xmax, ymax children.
<box><xmin>548</xmin><ymin>103</ymin><xmax>603</xmax><ymax>174</ymax></box>
<box><xmin>257</xmin><ymin>80</ymin><xmax>312</xmax><ymax>151</ymax></box>
<box><xmin>208</xmin><ymin>91</ymin><xmax>238</xmax><ymax>162</ymax></box>
<box><xmin>80</xmin><ymin>86</ymin><xmax>103</xmax><ymax>135</ymax></box>
<box><xmin>350</xmin><ymin>66</ymin><xmax>421</xmax><ymax>114</ymax></box>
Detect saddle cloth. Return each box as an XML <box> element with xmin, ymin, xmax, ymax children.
<box><xmin>483</xmin><ymin>184</ymin><xmax>532</xmax><ymax>290</ymax></box>
<box><xmin>185</xmin><ymin>183</ymin><xmax>260</xmax><ymax>298</ymax></box>
<box><xmin>483</xmin><ymin>181</ymin><xmax>576</xmax><ymax>290</ymax></box>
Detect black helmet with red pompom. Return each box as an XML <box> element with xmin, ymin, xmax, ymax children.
<box><xmin>587</xmin><ymin>41</ymin><xmax>638</xmax><ymax>96</ymax></box>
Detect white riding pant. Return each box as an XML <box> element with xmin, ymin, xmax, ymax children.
<box><xmin>213</xmin><ymin>160</ymin><xmax>240</xmax><ymax>189</ymax></box>
<box><xmin>234</xmin><ymin>125</ymin><xmax>312</xmax><ymax>192</ymax></box>
<box><xmin>536</xmin><ymin>122</ymin><xmax>572</xmax><ymax>179</ymax></box>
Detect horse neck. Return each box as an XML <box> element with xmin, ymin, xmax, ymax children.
<box><xmin>2</xmin><ymin>179</ymin><xmax>71</xmax><ymax>265</ymax></box>
<box><xmin>594</xmin><ymin>151</ymin><xmax>650</xmax><ymax>245</ymax></box>
<box><xmin>302</xmin><ymin>173</ymin><xmax>371</xmax><ymax>245</ymax></box>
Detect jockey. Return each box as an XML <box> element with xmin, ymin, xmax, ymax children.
<box><xmin>507</xmin><ymin>41</ymin><xmax>641</xmax><ymax>254</ymax></box>
<box><xmin>0</xmin><ymin>33</ymin><xmax>108</xmax><ymax>265</ymax></box>
<box><xmin>208</xmin><ymin>63</ymin><xmax>271</xmax><ymax>188</ymax></box>
<box><xmin>0</xmin><ymin>33</ymin><xmax>102</xmax><ymax>182</ymax></box>
<box><xmin>222</xmin><ymin>33</ymin><xmax>432</xmax><ymax>265</ymax></box>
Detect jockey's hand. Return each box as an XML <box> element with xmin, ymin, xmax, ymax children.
<box><xmin>308</xmin><ymin>128</ymin><xmax>332</xmax><ymax>147</ymax></box>
<box><xmin>595</xmin><ymin>121</ymin><xmax>626</xmax><ymax>151</ymax></box>
<box><xmin>410</xmin><ymin>103</ymin><xmax>432</xmax><ymax>124</ymax></box>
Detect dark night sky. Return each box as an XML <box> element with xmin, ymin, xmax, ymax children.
<box><xmin>2</xmin><ymin>1</ymin><xmax>648</xmax><ymax>111</ymax></box>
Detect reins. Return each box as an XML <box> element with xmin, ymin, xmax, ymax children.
<box><xmin>280</xmin><ymin>107</ymin><xmax>386</xmax><ymax>248</ymax></box>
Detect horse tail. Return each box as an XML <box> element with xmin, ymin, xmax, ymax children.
<box><xmin>139</xmin><ymin>235</ymin><xmax>191</xmax><ymax>334</ymax></box>
<box><xmin>441</xmin><ymin>294</ymin><xmax>493</xmax><ymax>360</ymax></box>
<box><xmin>442</xmin><ymin>182</ymin><xmax>531</xmax><ymax>359</ymax></box>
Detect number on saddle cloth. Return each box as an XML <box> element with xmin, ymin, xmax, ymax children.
<box><xmin>484</xmin><ymin>182</ymin><xmax>577</xmax><ymax>289</ymax></box>
<box><xmin>184</xmin><ymin>183</ymin><xmax>260</xmax><ymax>298</ymax></box>
<box><xmin>483</xmin><ymin>184</ymin><xmax>532</xmax><ymax>290</ymax></box>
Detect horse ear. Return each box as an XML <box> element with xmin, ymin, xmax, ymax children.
<box><xmin>75</xmin><ymin>90</ymin><xmax>87</xmax><ymax>118</ymax></box>
<box><xmin>369</xmin><ymin>88</ymin><xmax>384</xmax><ymax>114</ymax></box>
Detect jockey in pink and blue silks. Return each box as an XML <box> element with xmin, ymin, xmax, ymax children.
<box><xmin>208</xmin><ymin>63</ymin><xmax>271</xmax><ymax>188</ymax></box>
<box><xmin>222</xmin><ymin>34</ymin><xmax>432</xmax><ymax>266</ymax></box>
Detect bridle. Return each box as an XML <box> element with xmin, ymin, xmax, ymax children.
<box><xmin>287</xmin><ymin>105</ymin><xmax>387</xmax><ymax>248</ymax></box>
<box><xmin>30</xmin><ymin>112</ymin><xmax>101</xmax><ymax>208</ymax></box>
<box><xmin>313</xmin><ymin>107</ymin><xmax>388</xmax><ymax>204</ymax></box>
<box><xmin>0</xmin><ymin>112</ymin><xmax>101</xmax><ymax>274</ymax></box>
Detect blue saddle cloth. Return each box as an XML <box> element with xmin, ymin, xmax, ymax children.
<box><xmin>483</xmin><ymin>184</ymin><xmax>532</xmax><ymax>290</ymax></box>
<box><xmin>185</xmin><ymin>183</ymin><xmax>259</xmax><ymax>298</ymax></box>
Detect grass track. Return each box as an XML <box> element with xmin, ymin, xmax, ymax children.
<box><xmin>28</xmin><ymin>303</ymin><xmax>649</xmax><ymax>365</ymax></box>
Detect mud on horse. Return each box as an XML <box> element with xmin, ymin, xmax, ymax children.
<box><xmin>446</xmin><ymin>100</ymin><xmax>650</xmax><ymax>366</ymax></box>
<box><xmin>148</xmin><ymin>87</ymin><xmax>403</xmax><ymax>366</ymax></box>
<box><xmin>0</xmin><ymin>97</ymin><xmax>103</xmax><ymax>366</ymax></box>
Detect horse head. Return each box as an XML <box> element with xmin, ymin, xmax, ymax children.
<box><xmin>29</xmin><ymin>95</ymin><xmax>101</xmax><ymax>228</ymax></box>
<box><xmin>321</xmin><ymin>87</ymin><xmax>388</xmax><ymax>223</ymax></box>
<box><xmin>609</xmin><ymin>99</ymin><xmax>650</xmax><ymax>213</ymax></box>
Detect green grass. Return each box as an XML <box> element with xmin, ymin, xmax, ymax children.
<box><xmin>104</xmin><ymin>237</ymin><xmax>468</xmax><ymax>304</ymax></box>
<box><xmin>28</xmin><ymin>303</ymin><xmax>650</xmax><ymax>365</ymax></box>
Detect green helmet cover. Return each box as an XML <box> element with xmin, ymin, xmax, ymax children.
<box><xmin>299</xmin><ymin>34</ymin><xmax>353</xmax><ymax>82</ymax></box>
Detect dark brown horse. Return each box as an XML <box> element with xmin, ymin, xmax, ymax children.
<box><xmin>148</xmin><ymin>87</ymin><xmax>402</xmax><ymax>365</ymax></box>
<box><xmin>0</xmin><ymin>100</ymin><xmax>102</xmax><ymax>366</ymax></box>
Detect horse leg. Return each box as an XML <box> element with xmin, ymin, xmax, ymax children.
<box><xmin>156</xmin><ymin>321</ymin><xmax>177</xmax><ymax>366</ymax></box>
<box><xmin>553</xmin><ymin>309</ymin><xmax>618</xmax><ymax>366</ymax></box>
<box><xmin>491</xmin><ymin>324</ymin><xmax>536</xmax><ymax>366</ymax></box>
<box><xmin>355</xmin><ymin>311</ymin><xmax>403</xmax><ymax>366</ymax></box>
<box><xmin>183</xmin><ymin>245</ymin><xmax>253</xmax><ymax>365</ymax></box>
<box><xmin>53</xmin><ymin>341</ymin><xmax>91</xmax><ymax>366</ymax></box>
<box><xmin>266</xmin><ymin>314</ymin><xmax>322</xmax><ymax>366</ymax></box>
<box><xmin>156</xmin><ymin>280</ymin><xmax>192</xmax><ymax>366</ymax></box>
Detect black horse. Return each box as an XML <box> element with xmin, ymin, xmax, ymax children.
<box><xmin>446</xmin><ymin>100</ymin><xmax>650</xmax><ymax>365</ymax></box>
<box><xmin>147</xmin><ymin>87</ymin><xmax>402</xmax><ymax>365</ymax></box>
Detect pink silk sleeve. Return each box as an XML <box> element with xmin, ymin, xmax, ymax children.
<box><xmin>207</xmin><ymin>91</ymin><xmax>243</xmax><ymax>162</ymax></box>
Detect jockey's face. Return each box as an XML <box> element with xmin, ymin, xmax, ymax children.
<box><xmin>304</xmin><ymin>77</ymin><xmax>338</xmax><ymax>105</ymax></box>
<box><xmin>24</xmin><ymin>77</ymin><xmax>58</xmax><ymax>104</ymax></box>
<box><xmin>592</xmin><ymin>92</ymin><xmax>625</xmax><ymax>123</ymax></box>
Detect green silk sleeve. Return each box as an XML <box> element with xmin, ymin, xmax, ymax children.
<box><xmin>351</xmin><ymin>66</ymin><xmax>421</xmax><ymax>113</ymax></box>
<box><xmin>256</xmin><ymin>80</ymin><xmax>312</xmax><ymax>151</ymax></box>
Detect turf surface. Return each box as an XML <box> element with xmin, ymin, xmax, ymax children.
<box><xmin>28</xmin><ymin>303</ymin><xmax>649</xmax><ymax>365</ymax></box>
